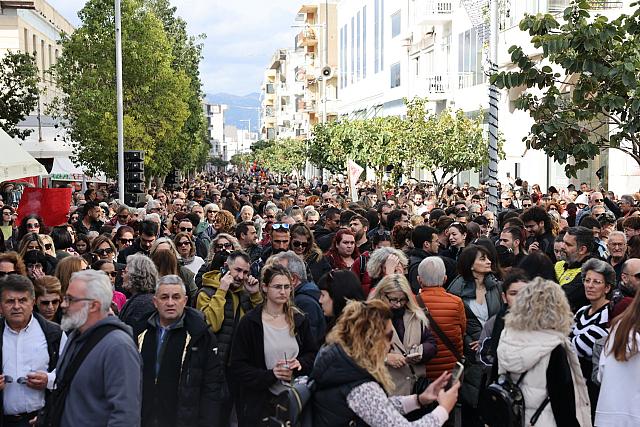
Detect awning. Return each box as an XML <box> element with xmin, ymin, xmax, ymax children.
<box><xmin>0</xmin><ymin>128</ymin><xmax>48</xmax><ymax>181</ymax></box>
<box><xmin>50</xmin><ymin>157</ymin><xmax>107</xmax><ymax>183</ymax></box>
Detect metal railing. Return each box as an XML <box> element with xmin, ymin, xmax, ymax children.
<box><xmin>549</xmin><ymin>0</ymin><xmax>623</xmax><ymax>13</ymax></box>
<box><xmin>426</xmin><ymin>74</ymin><xmax>449</xmax><ymax>93</ymax></box>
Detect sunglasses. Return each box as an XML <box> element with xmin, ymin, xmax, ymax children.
<box><xmin>215</xmin><ymin>242</ymin><xmax>233</xmax><ymax>250</ymax></box>
<box><xmin>179</xmin><ymin>227</ymin><xmax>193</xmax><ymax>232</ymax></box>
<box><xmin>94</xmin><ymin>248</ymin><xmax>114</xmax><ymax>256</ymax></box>
<box><xmin>178</xmin><ymin>240</ymin><xmax>192</xmax><ymax>247</ymax></box>
<box><xmin>0</xmin><ymin>271</ymin><xmax>17</xmax><ymax>277</ymax></box>
<box><xmin>26</xmin><ymin>223</ymin><xmax>40</xmax><ymax>229</ymax></box>
<box><xmin>39</xmin><ymin>299</ymin><xmax>61</xmax><ymax>306</ymax></box>
<box><xmin>44</xmin><ymin>243</ymin><xmax>53</xmax><ymax>250</ymax></box>
<box><xmin>272</xmin><ymin>223</ymin><xmax>290</xmax><ymax>230</ymax></box>
<box><xmin>119</xmin><ymin>238</ymin><xmax>134</xmax><ymax>245</ymax></box>
<box><xmin>292</xmin><ymin>240</ymin><xmax>308</xmax><ymax>248</ymax></box>
<box><xmin>593</xmin><ymin>198</ymin><xmax>604</xmax><ymax>203</ymax></box>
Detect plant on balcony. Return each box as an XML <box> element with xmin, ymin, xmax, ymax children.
<box><xmin>491</xmin><ymin>0</ymin><xmax>640</xmax><ymax>177</ymax></box>
<box><xmin>0</xmin><ymin>51</ymin><xmax>39</xmax><ymax>139</ymax></box>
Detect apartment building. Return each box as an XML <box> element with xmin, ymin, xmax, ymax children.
<box><xmin>203</xmin><ymin>102</ymin><xmax>227</xmax><ymax>159</ymax></box>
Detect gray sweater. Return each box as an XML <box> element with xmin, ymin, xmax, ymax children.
<box><xmin>56</xmin><ymin>316</ymin><xmax>142</xmax><ymax>427</ymax></box>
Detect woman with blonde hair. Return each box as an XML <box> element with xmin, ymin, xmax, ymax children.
<box><xmin>54</xmin><ymin>255</ymin><xmax>88</xmax><ymax>294</ymax></box>
<box><xmin>173</xmin><ymin>232</ymin><xmax>205</xmax><ymax>275</ymax></box>
<box><xmin>370</xmin><ymin>274</ymin><xmax>437</xmax><ymax>396</ymax></box>
<box><xmin>288</xmin><ymin>223</ymin><xmax>331</xmax><ymax>283</ymax></box>
<box><xmin>311</xmin><ymin>299</ymin><xmax>460</xmax><ymax>427</ymax></box>
<box><xmin>213</xmin><ymin>209</ymin><xmax>236</xmax><ymax>235</ymax></box>
<box><xmin>497</xmin><ymin>277</ymin><xmax>591</xmax><ymax>427</ymax></box>
<box><xmin>229</xmin><ymin>264</ymin><xmax>317</xmax><ymax>426</ymax></box>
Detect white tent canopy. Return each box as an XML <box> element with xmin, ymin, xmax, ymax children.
<box><xmin>50</xmin><ymin>157</ymin><xmax>107</xmax><ymax>183</ymax></box>
<box><xmin>0</xmin><ymin>128</ymin><xmax>47</xmax><ymax>181</ymax></box>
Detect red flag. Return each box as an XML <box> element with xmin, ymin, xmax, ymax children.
<box><xmin>17</xmin><ymin>188</ymin><xmax>72</xmax><ymax>227</ymax></box>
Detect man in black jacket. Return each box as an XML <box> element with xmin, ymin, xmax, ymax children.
<box><xmin>0</xmin><ymin>275</ymin><xmax>65</xmax><ymax>427</ymax></box>
<box><xmin>117</xmin><ymin>220</ymin><xmax>158</xmax><ymax>263</ymax></box>
<box><xmin>407</xmin><ymin>225</ymin><xmax>456</xmax><ymax>292</ymax></box>
<box><xmin>139</xmin><ymin>274</ymin><xmax>226</xmax><ymax>427</ymax></box>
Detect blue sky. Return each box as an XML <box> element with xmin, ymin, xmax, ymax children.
<box><xmin>47</xmin><ymin>0</ymin><xmax>302</xmax><ymax>96</ymax></box>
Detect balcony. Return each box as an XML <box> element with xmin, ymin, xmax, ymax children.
<box><xmin>458</xmin><ymin>71</ymin><xmax>487</xmax><ymax>89</ymax></box>
<box><xmin>427</xmin><ymin>74</ymin><xmax>449</xmax><ymax>94</ymax></box>
<box><xmin>413</xmin><ymin>0</ymin><xmax>453</xmax><ymax>24</ymax></box>
<box><xmin>296</xmin><ymin>28</ymin><xmax>318</xmax><ymax>48</ymax></box>
<box><xmin>548</xmin><ymin>0</ymin><xmax>622</xmax><ymax>12</ymax></box>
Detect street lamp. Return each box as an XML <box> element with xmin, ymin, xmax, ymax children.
<box><xmin>115</xmin><ymin>0</ymin><xmax>125</xmax><ymax>204</ymax></box>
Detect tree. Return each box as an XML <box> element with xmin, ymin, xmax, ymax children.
<box><xmin>491</xmin><ymin>0</ymin><xmax>640</xmax><ymax>177</ymax></box>
<box><xmin>0</xmin><ymin>51</ymin><xmax>39</xmax><ymax>139</ymax></box>
<box><xmin>404</xmin><ymin>98</ymin><xmax>495</xmax><ymax>192</ymax></box>
<box><xmin>50</xmin><ymin>0</ymin><xmax>191</xmax><ymax>179</ymax></box>
<box><xmin>253</xmin><ymin>138</ymin><xmax>306</xmax><ymax>178</ymax></box>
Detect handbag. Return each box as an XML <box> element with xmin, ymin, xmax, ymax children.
<box><xmin>392</xmin><ymin>343</ymin><xmax>430</xmax><ymax>394</ymax></box>
<box><xmin>415</xmin><ymin>291</ymin><xmax>465</xmax><ymax>364</ymax></box>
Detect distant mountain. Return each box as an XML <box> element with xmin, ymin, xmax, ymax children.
<box><xmin>205</xmin><ymin>92</ymin><xmax>260</xmax><ymax>133</ymax></box>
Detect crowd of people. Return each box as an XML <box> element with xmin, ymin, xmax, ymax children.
<box><xmin>0</xmin><ymin>174</ymin><xmax>638</xmax><ymax>427</ymax></box>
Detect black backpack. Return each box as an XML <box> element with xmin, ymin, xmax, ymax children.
<box><xmin>479</xmin><ymin>371</ymin><xmax>549</xmax><ymax>427</ymax></box>
<box><xmin>267</xmin><ymin>376</ymin><xmax>315</xmax><ymax>427</ymax></box>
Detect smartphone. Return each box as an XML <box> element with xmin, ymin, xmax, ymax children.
<box><xmin>447</xmin><ymin>362</ymin><xmax>464</xmax><ymax>389</ymax></box>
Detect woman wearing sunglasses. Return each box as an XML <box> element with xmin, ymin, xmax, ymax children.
<box><xmin>33</xmin><ymin>275</ymin><xmax>63</xmax><ymax>323</ymax></box>
<box><xmin>370</xmin><ymin>275</ymin><xmax>436</xmax><ymax>396</ymax></box>
<box><xmin>173</xmin><ymin>232</ymin><xmax>205</xmax><ymax>275</ymax></box>
<box><xmin>310</xmin><ymin>299</ymin><xmax>460</xmax><ymax>427</ymax></box>
<box><xmin>17</xmin><ymin>214</ymin><xmax>45</xmax><ymax>241</ymax></box>
<box><xmin>289</xmin><ymin>223</ymin><xmax>331</xmax><ymax>283</ymax></box>
<box><xmin>230</xmin><ymin>264</ymin><xmax>317</xmax><ymax>426</ymax></box>
<box><xmin>92</xmin><ymin>259</ymin><xmax>127</xmax><ymax>310</ymax></box>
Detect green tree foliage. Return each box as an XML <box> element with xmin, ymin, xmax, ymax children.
<box><xmin>51</xmin><ymin>0</ymin><xmax>191</xmax><ymax>179</ymax></box>
<box><xmin>307</xmin><ymin>98</ymin><xmax>492</xmax><ymax>192</ymax></box>
<box><xmin>0</xmin><ymin>51</ymin><xmax>39</xmax><ymax>139</ymax></box>
<box><xmin>253</xmin><ymin>138</ymin><xmax>306</xmax><ymax>177</ymax></box>
<box><xmin>491</xmin><ymin>0</ymin><xmax>640</xmax><ymax>177</ymax></box>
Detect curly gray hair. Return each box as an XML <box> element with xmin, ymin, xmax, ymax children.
<box><xmin>581</xmin><ymin>258</ymin><xmax>616</xmax><ymax>287</ymax></box>
<box><xmin>125</xmin><ymin>253</ymin><xmax>158</xmax><ymax>294</ymax></box>
<box><xmin>366</xmin><ymin>247</ymin><xmax>408</xmax><ymax>280</ymax></box>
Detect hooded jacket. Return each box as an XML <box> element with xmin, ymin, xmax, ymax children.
<box><xmin>195</xmin><ymin>270</ymin><xmax>262</xmax><ymax>364</ymax></box>
<box><xmin>294</xmin><ymin>281</ymin><xmax>326</xmax><ymax>340</ymax></box>
<box><xmin>138</xmin><ymin>307</ymin><xmax>226</xmax><ymax>427</ymax></box>
<box><xmin>498</xmin><ymin>328</ymin><xmax>592</xmax><ymax>427</ymax></box>
<box><xmin>310</xmin><ymin>344</ymin><xmax>373</xmax><ymax>427</ymax></box>
<box><xmin>55</xmin><ymin>316</ymin><xmax>141</xmax><ymax>427</ymax></box>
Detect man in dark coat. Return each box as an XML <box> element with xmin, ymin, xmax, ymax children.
<box><xmin>138</xmin><ymin>275</ymin><xmax>226</xmax><ymax>427</ymax></box>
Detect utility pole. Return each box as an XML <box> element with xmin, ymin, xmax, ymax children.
<box><xmin>487</xmin><ymin>0</ymin><xmax>499</xmax><ymax>213</ymax></box>
<box><xmin>115</xmin><ymin>0</ymin><xmax>125</xmax><ymax>204</ymax></box>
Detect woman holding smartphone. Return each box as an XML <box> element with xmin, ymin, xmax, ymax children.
<box><xmin>229</xmin><ymin>264</ymin><xmax>318</xmax><ymax>426</ymax></box>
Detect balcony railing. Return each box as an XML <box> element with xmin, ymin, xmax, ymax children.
<box><xmin>458</xmin><ymin>71</ymin><xmax>487</xmax><ymax>89</ymax></box>
<box><xmin>415</xmin><ymin>0</ymin><xmax>453</xmax><ymax>20</ymax></box>
<box><xmin>426</xmin><ymin>74</ymin><xmax>449</xmax><ymax>93</ymax></box>
<box><xmin>549</xmin><ymin>0</ymin><xmax>622</xmax><ymax>13</ymax></box>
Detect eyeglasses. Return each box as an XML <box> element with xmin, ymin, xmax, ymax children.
<box><xmin>94</xmin><ymin>248</ymin><xmax>114</xmax><ymax>256</ymax></box>
<box><xmin>179</xmin><ymin>227</ymin><xmax>193</xmax><ymax>232</ymax></box>
<box><xmin>39</xmin><ymin>299</ymin><xmax>61</xmax><ymax>306</ymax></box>
<box><xmin>178</xmin><ymin>240</ymin><xmax>192</xmax><ymax>247</ymax></box>
<box><xmin>265</xmin><ymin>214</ymin><xmax>276</xmax><ymax>220</ymax></box>
<box><xmin>215</xmin><ymin>242</ymin><xmax>233</xmax><ymax>250</ymax></box>
<box><xmin>292</xmin><ymin>240</ymin><xmax>308</xmax><ymax>249</ymax></box>
<box><xmin>119</xmin><ymin>238</ymin><xmax>134</xmax><ymax>245</ymax></box>
<box><xmin>44</xmin><ymin>243</ymin><xmax>53</xmax><ymax>250</ymax></box>
<box><xmin>593</xmin><ymin>199</ymin><xmax>604</xmax><ymax>203</ymax></box>
<box><xmin>62</xmin><ymin>295</ymin><xmax>95</xmax><ymax>305</ymax></box>
<box><xmin>269</xmin><ymin>284</ymin><xmax>292</xmax><ymax>291</ymax></box>
<box><xmin>584</xmin><ymin>278</ymin><xmax>605</xmax><ymax>286</ymax></box>
<box><xmin>386</xmin><ymin>295</ymin><xmax>408</xmax><ymax>305</ymax></box>
<box><xmin>26</xmin><ymin>223</ymin><xmax>40</xmax><ymax>229</ymax></box>
<box><xmin>0</xmin><ymin>271</ymin><xmax>17</xmax><ymax>277</ymax></box>
<box><xmin>272</xmin><ymin>223</ymin><xmax>290</xmax><ymax>230</ymax></box>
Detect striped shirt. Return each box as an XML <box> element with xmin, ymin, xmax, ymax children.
<box><xmin>570</xmin><ymin>304</ymin><xmax>609</xmax><ymax>359</ymax></box>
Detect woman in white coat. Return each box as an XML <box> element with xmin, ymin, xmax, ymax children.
<box><xmin>595</xmin><ymin>288</ymin><xmax>640</xmax><ymax>427</ymax></box>
<box><xmin>497</xmin><ymin>278</ymin><xmax>592</xmax><ymax>427</ymax></box>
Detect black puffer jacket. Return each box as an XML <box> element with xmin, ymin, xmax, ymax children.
<box><xmin>229</xmin><ymin>305</ymin><xmax>318</xmax><ymax>427</ymax></box>
<box><xmin>138</xmin><ymin>307</ymin><xmax>226</xmax><ymax>427</ymax></box>
<box><xmin>119</xmin><ymin>292</ymin><xmax>155</xmax><ymax>336</ymax></box>
<box><xmin>310</xmin><ymin>344</ymin><xmax>373</xmax><ymax>427</ymax></box>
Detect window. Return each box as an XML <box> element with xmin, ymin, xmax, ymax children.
<box><xmin>391</xmin><ymin>11</ymin><xmax>401</xmax><ymax>38</ymax></box>
<box><xmin>458</xmin><ymin>28</ymin><xmax>486</xmax><ymax>88</ymax></box>
<box><xmin>340</xmin><ymin>26</ymin><xmax>345</xmax><ymax>88</ymax></box>
<box><xmin>23</xmin><ymin>29</ymin><xmax>28</xmax><ymax>52</ymax></box>
<box><xmin>414</xmin><ymin>56</ymin><xmax>420</xmax><ymax>76</ymax></box>
<box><xmin>363</xmin><ymin>6</ymin><xmax>367</xmax><ymax>78</ymax></box>
<box><xmin>390</xmin><ymin>62</ymin><xmax>401</xmax><ymax>88</ymax></box>
<box><xmin>357</xmin><ymin>12</ymin><xmax>361</xmax><ymax>81</ymax></box>
<box><xmin>343</xmin><ymin>24</ymin><xmax>348</xmax><ymax>87</ymax></box>
<box><xmin>374</xmin><ymin>0</ymin><xmax>384</xmax><ymax>73</ymax></box>
<box><xmin>351</xmin><ymin>17</ymin><xmax>355</xmax><ymax>84</ymax></box>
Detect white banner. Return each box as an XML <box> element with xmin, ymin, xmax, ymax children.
<box><xmin>347</xmin><ymin>159</ymin><xmax>364</xmax><ymax>202</ymax></box>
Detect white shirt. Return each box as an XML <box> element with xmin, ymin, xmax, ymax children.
<box><xmin>2</xmin><ymin>316</ymin><xmax>67</xmax><ymax>415</ymax></box>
